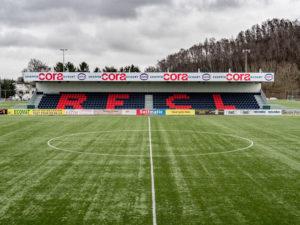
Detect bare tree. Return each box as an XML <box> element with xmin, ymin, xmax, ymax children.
<box><xmin>23</xmin><ymin>59</ymin><xmax>50</xmax><ymax>72</ymax></box>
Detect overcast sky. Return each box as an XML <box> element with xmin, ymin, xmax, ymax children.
<box><xmin>0</xmin><ymin>0</ymin><xmax>299</xmax><ymax>78</ymax></box>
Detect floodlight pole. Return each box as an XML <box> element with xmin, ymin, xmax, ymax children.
<box><xmin>60</xmin><ymin>49</ymin><xmax>68</xmax><ymax>72</ymax></box>
<box><xmin>242</xmin><ymin>49</ymin><xmax>251</xmax><ymax>72</ymax></box>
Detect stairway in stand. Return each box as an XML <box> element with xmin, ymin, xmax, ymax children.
<box><xmin>145</xmin><ymin>94</ymin><xmax>153</xmax><ymax>109</ymax></box>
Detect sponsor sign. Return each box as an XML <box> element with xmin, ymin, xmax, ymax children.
<box><xmin>31</xmin><ymin>109</ymin><xmax>65</xmax><ymax>116</ymax></box>
<box><xmin>202</xmin><ymin>73</ymin><xmax>211</xmax><ymax>81</ymax></box>
<box><xmin>139</xmin><ymin>73</ymin><xmax>149</xmax><ymax>81</ymax></box>
<box><xmin>8</xmin><ymin>109</ymin><xmax>32</xmax><ymax>115</ymax></box>
<box><xmin>216</xmin><ymin>110</ymin><xmax>224</xmax><ymax>115</ymax></box>
<box><xmin>93</xmin><ymin>109</ymin><xmax>123</xmax><ymax>115</ymax></box>
<box><xmin>195</xmin><ymin>110</ymin><xmax>217</xmax><ymax>115</ymax></box>
<box><xmin>122</xmin><ymin>110</ymin><xmax>137</xmax><ymax>115</ymax></box>
<box><xmin>23</xmin><ymin>72</ymin><xmax>275</xmax><ymax>82</ymax></box>
<box><xmin>64</xmin><ymin>109</ymin><xmax>95</xmax><ymax>116</ymax></box>
<box><xmin>224</xmin><ymin>110</ymin><xmax>282</xmax><ymax>116</ymax></box>
<box><xmin>166</xmin><ymin>109</ymin><xmax>195</xmax><ymax>116</ymax></box>
<box><xmin>282</xmin><ymin>110</ymin><xmax>300</xmax><ymax>116</ymax></box>
<box><xmin>264</xmin><ymin>73</ymin><xmax>274</xmax><ymax>81</ymax></box>
<box><xmin>77</xmin><ymin>73</ymin><xmax>87</xmax><ymax>81</ymax></box>
<box><xmin>7</xmin><ymin>109</ymin><xmax>64</xmax><ymax>115</ymax></box>
<box><xmin>0</xmin><ymin>109</ymin><xmax>7</xmax><ymax>115</ymax></box>
<box><xmin>6</xmin><ymin>109</ymin><xmax>137</xmax><ymax>116</ymax></box>
<box><xmin>137</xmin><ymin>109</ymin><xmax>165</xmax><ymax>116</ymax></box>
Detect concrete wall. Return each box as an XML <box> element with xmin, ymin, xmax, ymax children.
<box><xmin>36</xmin><ymin>82</ymin><xmax>262</xmax><ymax>93</ymax></box>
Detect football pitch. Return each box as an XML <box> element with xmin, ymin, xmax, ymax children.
<box><xmin>0</xmin><ymin>116</ymin><xmax>299</xmax><ymax>225</ymax></box>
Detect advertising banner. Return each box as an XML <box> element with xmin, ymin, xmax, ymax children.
<box><xmin>136</xmin><ymin>109</ymin><xmax>165</xmax><ymax>116</ymax></box>
<box><xmin>7</xmin><ymin>109</ymin><xmax>13</xmax><ymax>115</ymax></box>
<box><xmin>216</xmin><ymin>110</ymin><xmax>225</xmax><ymax>115</ymax></box>
<box><xmin>23</xmin><ymin>72</ymin><xmax>275</xmax><ymax>83</ymax></box>
<box><xmin>30</xmin><ymin>109</ymin><xmax>65</xmax><ymax>116</ymax></box>
<box><xmin>224</xmin><ymin>110</ymin><xmax>282</xmax><ymax>116</ymax></box>
<box><xmin>0</xmin><ymin>109</ymin><xmax>7</xmax><ymax>115</ymax></box>
<box><xmin>282</xmin><ymin>110</ymin><xmax>300</xmax><ymax>116</ymax></box>
<box><xmin>8</xmin><ymin>109</ymin><xmax>32</xmax><ymax>115</ymax></box>
<box><xmin>94</xmin><ymin>109</ymin><xmax>123</xmax><ymax>115</ymax></box>
<box><xmin>166</xmin><ymin>109</ymin><xmax>195</xmax><ymax>116</ymax></box>
<box><xmin>65</xmin><ymin>109</ymin><xmax>94</xmax><ymax>116</ymax></box>
<box><xmin>121</xmin><ymin>110</ymin><xmax>137</xmax><ymax>115</ymax></box>
<box><xmin>195</xmin><ymin>110</ymin><xmax>218</xmax><ymax>115</ymax></box>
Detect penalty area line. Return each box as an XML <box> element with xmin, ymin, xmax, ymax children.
<box><xmin>148</xmin><ymin>117</ymin><xmax>157</xmax><ymax>225</ymax></box>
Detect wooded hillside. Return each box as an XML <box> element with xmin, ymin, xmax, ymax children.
<box><xmin>155</xmin><ymin>19</ymin><xmax>300</xmax><ymax>98</ymax></box>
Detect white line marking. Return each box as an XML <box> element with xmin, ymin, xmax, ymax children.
<box><xmin>47</xmin><ymin>130</ymin><xmax>147</xmax><ymax>157</ymax></box>
<box><xmin>47</xmin><ymin>130</ymin><xmax>254</xmax><ymax>157</ymax></box>
<box><xmin>148</xmin><ymin>117</ymin><xmax>157</xmax><ymax>225</ymax></box>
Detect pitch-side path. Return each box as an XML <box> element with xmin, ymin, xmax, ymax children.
<box><xmin>148</xmin><ymin>117</ymin><xmax>157</xmax><ymax>225</ymax></box>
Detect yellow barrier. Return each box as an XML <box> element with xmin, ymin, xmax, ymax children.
<box><xmin>7</xmin><ymin>109</ymin><xmax>65</xmax><ymax>116</ymax></box>
<box><xmin>7</xmin><ymin>109</ymin><xmax>32</xmax><ymax>115</ymax></box>
<box><xmin>166</xmin><ymin>109</ymin><xmax>195</xmax><ymax>116</ymax></box>
<box><xmin>7</xmin><ymin>109</ymin><xmax>196</xmax><ymax>116</ymax></box>
<box><xmin>30</xmin><ymin>109</ymin><xmax>65</xmax><ymax>116</ymax></box>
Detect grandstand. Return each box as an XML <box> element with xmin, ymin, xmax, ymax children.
<box><xmin>37</xmin><ymin>93</ymin><xmax>259</xmax><ymax>110</ymax></box>
<box><xmin>24</xmin><ymin>72</ymin><xmax>274</xmax><ymax>110</ymax></box>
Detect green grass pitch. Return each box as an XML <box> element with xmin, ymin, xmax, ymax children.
<box><xmin>268</xmin><ymin>100</ymin><xmax>300</xmax><ymax>109</ymax></box>
<box><xmin>0</xmin><ymin>101</ymin><xmax>28</xmax><ymax>108</ymax></box>
<box><xmin>0</xmin><ymin>116</ymin><xmax>299</xmax><ymax>225</ymax></box>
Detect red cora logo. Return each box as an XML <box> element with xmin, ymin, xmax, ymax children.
<box><xmin>164</xmin><ymin>73</ymin><xmax>189</xmax><ymax>81</ymax></box>
<box><xmin>226</xmin><ymin>73</ymin><xmax>251</xmax><ymax>81</ymax></box>
<box><xmin>39</xmin><ymin>73</ymin><xmax>64</xmax><ymax>81</ymax></box>
<box><xmin>101</xmin><ymin>73</ymin><xmax>127</xmax><ymax>81</ymax></box>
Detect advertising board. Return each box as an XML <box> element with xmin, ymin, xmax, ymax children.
<box><xmin>7</xmin><ymin>109</ymin><xmax>32</xmax><ymax>115</ymax></box>
<box><xmin>166</xmin><ymin>110</ymin><xmax>195</xmax><ymax>116</ymax></box>
<box><xmin>282</xmin><ymin>110</ymin><xmax>300</xmax><ymax>116</ymax></box>
<box><xmin>195</xmin><ymin>110</ymin><xmax>217</xmax><ymax>115</ymax></box>
<box><xmin>7</xmin><ymin>109</ymin><xmax>64</xmax><ymax>115</ymax></box>
<box><xmin>23</xmin><ymin>72</ymin><xmax>275</xmax><ymax>83</ymax></box>
<box><xmin>31</xmin><ymin>109</ymin><xmax>65</xmax><ymax>116</ymax></box>
<box><xmin>4</xmin><ymin>109</ymin><xmax>289</xmax><ymax>116</ymax></box>
<box><xmin>0</xmin><ymin>109</ymin><xmax>7</xmax><ymax>115</ymax></box>
<box><xmin>65</xmin><ymin>109</ymin><xmax>94</xmax><ymax>116</ymax></box>
<box><xmin>216</xmin><ymin>110</ymin><xmax>225</xmax><ymax>115</ymax></box>
<box><xmin>93</xmin><ymin>109</ymin><xmax>123</xmax><ymax>115</ymax></box>
<box><xmin>136</xmin><ymin>109</ymin><xmax>165</xmax><ymax>116</ymax></box>
<box><xmin>224</xmin><ymin>110</ymin><xmax>282</xmax><ymax>116</ymax></box>
<box><xmin>121</xmin><ymin>110</ymin><xmax>137</xmax><ymax>115</ymax></box>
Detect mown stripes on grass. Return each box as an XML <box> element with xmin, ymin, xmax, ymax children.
<box><xmin>0</xmin><ymin>116</ymin><xmax>299</xmax><ymax>225</ymax></box>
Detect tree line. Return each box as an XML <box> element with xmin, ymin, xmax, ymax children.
<box><xmin>23</xmin><ymin>59</ymin><xmax>141</xmax><ymax>73</ymax></box>
<box><xmin>0</xmin><ymin>79</ymin><xmax>15</xmax><ymax>98</ymax></box>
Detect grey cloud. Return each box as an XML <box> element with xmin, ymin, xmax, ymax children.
<box><xmin>0</xmin><ymin>23</ymin><xmax>145</xmax><ymax>56</ymax></box>
<box><xmin>0</xmin><ymin>0</ymin><xmax>172</xmax><ymax>26</ymax></box>
<box><xmin>179</xmin><ymin>0</ymin><xmax>271</xmax><ymax>11</ymax></box>
<box><xmin>200</xmin><ymin>0</ymin><xmax>244</xmax><ymax>9</ymax></box>
<box><xmin>0</xmin><ymin>0</ymin><xmax>275</xmax><ymax>55</ymax></box>
<box><xmin>26</xmin><ymin>0</ymin><xmax>171</xmax><ymax>17</ymax></box>
<box><xmin>0</xmin><ymin>31</ymin><xmax>39</xmax><ymax>48</ymax></box>
<box><xmin>0</xmin><ymin>0</ymin><xmax>272</xmax><ymax>26</ymax></box>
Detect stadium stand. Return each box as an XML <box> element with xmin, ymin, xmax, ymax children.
<box><xmin>38</xmin><ymin>92</ymin><xmax>260</xmax><ymax>110</ymax></box>
<box><xmin>24</xmin><ymin>72</ymin><xmax>274</xmax><ymax>111</ymax></box>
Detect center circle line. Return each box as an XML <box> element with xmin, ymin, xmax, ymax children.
<box><xmin>47</xmin><ymin>130</ymin><xmax>254</xmax><ymax>157</ymax></box>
